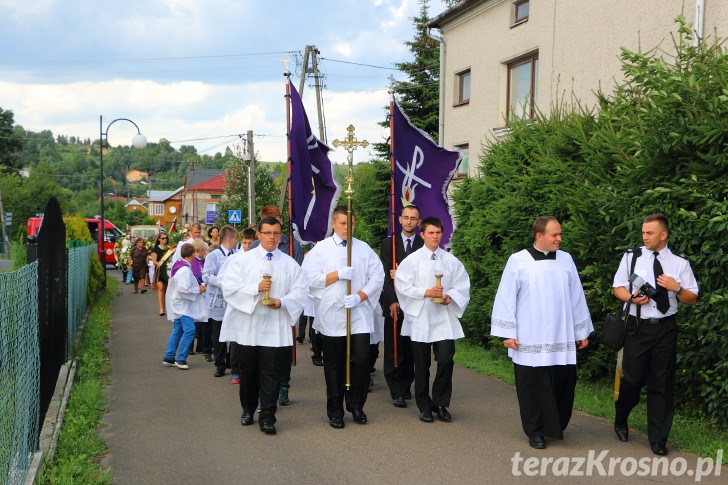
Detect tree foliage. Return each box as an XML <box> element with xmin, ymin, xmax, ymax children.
<box><xmin>451</xmin><ymin>18</ymin><xmax>728</xmax><ymax>428</ymax></box>
<box><xmin>219</xmin><ymin>146</ymin><xmax>282</xmax><ymax>227</ymax></box>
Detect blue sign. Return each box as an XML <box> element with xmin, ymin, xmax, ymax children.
<box><xmin>206</xmin><ymin>211</ymin><xmax>219</xmax><ymax>224</ymax></box>
<box><xmin>228</xmin><ymin>210</ymin><xmax>242</xmax><ymax>224</ymax></box>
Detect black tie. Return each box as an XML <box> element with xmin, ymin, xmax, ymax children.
<box><xmin>405</xmin><ymin>239</ymin><xmax>412</xmax><ymax>255</ymax></box>
<box><xmin>431</xmin><ymin>253</ymin><xmax>436</xmax><ymax>260</ymax></box>
<box><xmin>341</xmin><ymin>240</ymin><xmax>347</xmax><ymax>247</ymax></box>
<box><xmin>653</xmin><ymin>252</ymin><xmax>669</xmax><ymax>314</ymax></box>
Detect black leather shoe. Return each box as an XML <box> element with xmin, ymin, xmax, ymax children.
<box><xmin>352</xmin><ymin>409</ymin><xmax>368</xmax><ymax>424</ymax></box>
<box><xmin>419</xmin><ymin>411</ymin><xmax>434</xmax><ymax>423</ymax></box>
<box><xmin>392</xmin><ymin>397</ymin><xmax>407</xmax><ymax>408</ymax></box>
<box><xmin>433</xmin><ymin>406</ymin><xmax>452</xmax><ymax>422</ymax></box>
<box><xmin>651</xmin><ymin>442</ymin><xmax>668</xmax><ymax>456</ymax></box>
<box><xmin>614</xmin><ymin>425</ymin><xmax>629</xmax><ymax>442</ymax></box>
<box><xmin>329</xmin><ymin>417</ymin><xmax>345</xmax><ymax>429</ymax></box>
<box><xmin>213</xmin><ymin>367</ymin><xmax>225</xmax><ymax>377</ymax></box>
<box><xmin>296</xmin><ymin>336</ymin><xmax>304</xmax><ymax>343</ymax></box>
<box><xmin>311</xmin><ymin>356</ymin><xmax>324</xmax><ymax>366</ymax></box>
<box><xmin>529</xmin><ymin>436</ymin><xmax>546</xmax><ymax>449</ymax></box>
<box><xmin>260</xmin><ymin>422</ymin><xmax>277</xmax><ymax>435</ymax></box>
<box><xmin>240</xmin><ymin>413</ymin><xmax>254</xmax><ymax>426</ymax></box>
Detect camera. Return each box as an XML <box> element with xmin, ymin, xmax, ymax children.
<box><xmin>628</xmin><ymin>273</ymin><xmax>657</xmax><ymax>299</ymax></box>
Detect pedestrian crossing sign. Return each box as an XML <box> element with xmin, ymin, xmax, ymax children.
<box><xmin>228</xmin><ymin>210</ymin><xmax>242</xmax><ymax>224</ymax></box>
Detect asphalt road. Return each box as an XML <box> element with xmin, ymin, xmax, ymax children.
<box><xmin>102</xmin><ymin>272</ymin><xmax>725</xmax><ymax>484</ymax></box>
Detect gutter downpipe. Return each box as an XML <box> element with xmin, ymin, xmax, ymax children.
<box><xmin>694</xmin><ymin>0</ymin><xmax>705</xmax><ymax>46</ymax></box>
<box><xmin>427</xmin><ymin>27</ymin><xmax>445</xmax><ymax>145</ymax></box>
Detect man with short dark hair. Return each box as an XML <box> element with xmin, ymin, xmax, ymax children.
<box><xmin>301</xmin><ymin>205</ymin><xmax>384</xmax><ymax>428</ymax></box>
<box><xmin>219</xmin><ymin>217</ymin><xmax>307</xmax><ymax>435</ymax></box>
<box><xmin>612</xmin><ymin>213</ymin><xmax>698</xmax><ymax>456</ymax></box>
<box><xmin>202</xmin><ymin>225</ymin><xmax>238</xmax><ymax>378</ymax></box>
<box><xmin>249</xmin><ymin>205</ymin><xmax>303</xmax><ymax>405</ymax></box>
<box><xmin>395</xmin><ymin>217</ymin><xmax>470</xmax><ymax>423</ymax></box>
<box><xmin>491</xmin><ymin>216</ymin><xmax>593</xmax><ymax>450</ymax></box>
<box><xmin>379</xmin><ymin>204</ymin><xmax>423</xmax><ymax>407</ymax></box>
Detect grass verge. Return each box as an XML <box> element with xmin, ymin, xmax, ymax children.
<box><xmin>455</xmin><ymin>339</ymin><xmax>727</xmax><ymax>459</ymax></box>
<box><xmin>38</xmin><ymin>278</ymin><xmax>116</xmax><ymax>484</ymax></box>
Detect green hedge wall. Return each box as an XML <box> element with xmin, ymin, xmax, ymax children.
<box><xmin>451</xmin><ymin>19</ymin><xmax>728</xmax><ymax>428</ymax></box>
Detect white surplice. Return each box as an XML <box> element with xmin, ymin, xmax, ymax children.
<box><xmin>491</xmin><ymin>249</ymin><xmax>593</xmax><ymax>367</ymax></box>
<box><xmin>394</xmin><ymin>247</ymin><xmax>470</xmax><ymax>343</ymax></box>
<box><xmin>165</xmin><ymin>263</ymin><xmax>207</xmax><ymax>322</ymax></box>
<box><xmin>301</xmin><ymin>235</ymin><xmax>384</xmax><ymax>337</ymax></box>
<box><xmin>219</xmin><ymin>246</ymin><xmax>307</xmax><ymax>347</ymax></box>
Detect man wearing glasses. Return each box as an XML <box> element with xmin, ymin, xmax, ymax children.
<box><xmin>219</xmin><ymin>217</ymin><xmax>307</xmax><ymax>435</ymax></box>
<box><xmin>379</xmin><ymin>204</ymin><xmax>423</xmax><ymax>408</ymax></box>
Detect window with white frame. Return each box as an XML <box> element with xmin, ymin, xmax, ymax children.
<box><xmin>507</xmin><ymin>54</ymin><xmax>539</xmax><ymax>121</ymax></box>
<box><xmin>150</xmin><ymin>203</ymin><xmax>165</xmax><ymax>216</ymax></box>
<box><xmin>455</xmin><ymin>144</ymin><xmax>469</xmax><ymax>176</ymax></box>
<box><xmin>206</xmin><ymin>202</ymin><xmax>219</xmax><ymax>213</ymax></box>
<box><xmin>456</xmin><ymin>69</ymin><xmax>471</xmax><ymax>105</ymax></box>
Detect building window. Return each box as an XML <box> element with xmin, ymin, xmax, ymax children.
<box><xmin>507</xmin><ymin>54</ymin><xmax>538</xmax><ymax>121</ymax></box>
<box><xmin>456</xmin><ymin>69</ymin><xmax>471</xmax><ymax>105</ymax></box>
<box><xmin>513</xmin><ymin>0</ymin><xmax>529</xmax><ymax>25</ymax></box>
<box><xmin>150</xmin><ymin>203</ymin><xmax>165</xmax><ymax>216</ymax></box>
<box><xmin>455</xmin><ymin>144</ymin><xmax>469</xmax><ymax>177</ymax></box>
<box><xmin>206</xmin><ymin>203</ymin><xmax>219</xmax><ymax>213</ymax></box>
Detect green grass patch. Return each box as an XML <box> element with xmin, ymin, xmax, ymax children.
<box><xmin>455</xmin><ymin>340</ymin><xmax>727</xmax><ymax>458</ymax></box>
<box><xmin>38</xmin><ymin>279</ymin><xmax>116</xmax><ymax>484</ymax></box>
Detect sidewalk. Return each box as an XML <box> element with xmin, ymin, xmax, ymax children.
<box><xmin>102</xmin><ymin>272</ymin><xmax>724</xmax><ymax>484</ymax></box>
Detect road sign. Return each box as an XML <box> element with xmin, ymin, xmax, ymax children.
<box><xmin>206</xmin><ymin>211</ymin><xmax>219</xmax><ymax>225</ymax></box>
<box><xmin>4</xmin><ymin>213</ymin><xmax>10</xmax><ymax>225</ymax></box>
<box><xmin>228</xmin><ymin>210</ymin><xmax>242</xmax><ymax>224</ymax></box>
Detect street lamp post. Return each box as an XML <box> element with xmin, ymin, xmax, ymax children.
<box><xmin>100</xmin><ymin>116</ymin><xmax>147</xmax><ymax>288</ymax></box>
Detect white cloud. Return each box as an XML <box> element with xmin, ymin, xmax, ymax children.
<box><xmin>0</xmin><ymin>78</ymin><xmax>390</xmax><ymax>165</ymax></box>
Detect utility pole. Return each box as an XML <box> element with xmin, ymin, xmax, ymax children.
<box><xmin>299</xmin><ymin>45</ymin><xmax>327</xmax><ymax>143</ymax></box>
<box><xmin>247</xmin><ymin>130</ymin><xmax>256</xmax><ymax>225</ymax></box>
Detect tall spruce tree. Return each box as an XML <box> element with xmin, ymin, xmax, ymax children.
<box><xmin>374</xmin><ymin>0</ymin><xmax>441</xmax><ymax>159</ymax></box>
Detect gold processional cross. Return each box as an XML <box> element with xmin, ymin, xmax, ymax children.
<box><xmin>332</xmin><ymin>124</ymin><xmax>369</xmax><ymax>198</ymax></box>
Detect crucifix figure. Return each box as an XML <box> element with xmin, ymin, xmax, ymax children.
<box><xmin>331</xmin><ymin>123</ymin><xmax>368</xmax><ymax>389</ymax></box>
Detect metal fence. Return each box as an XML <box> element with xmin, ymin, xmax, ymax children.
<box><xmin>67</xmin><ymin>242</ymin><xmax>94</xmax><ymax>358</ymax></box>
<box><xmin>0</xmin><ymin>262</ymin><xmax>40</xmax><ymax>485</ymax></box>
<box><xmin>1</xmin><ymin>196</ymin><xmax>97</xmax><ymax>484</ymax></box>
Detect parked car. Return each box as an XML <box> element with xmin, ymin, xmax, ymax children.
<box><xmin>27</xmin><ymin>216</ymin><xmax>124</xmax><ymax>265</ymax></box>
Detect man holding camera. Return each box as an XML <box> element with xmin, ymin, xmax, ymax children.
<box><xmin>612</xmin><ymin>213</ymin><xmax>698</xmax><ymax>456</ymax></box>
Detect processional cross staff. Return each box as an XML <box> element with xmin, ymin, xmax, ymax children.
<box><xmin>332</xmin><ymin>124</ymin><xmax>368</xmax><ymax>389</ymax></box>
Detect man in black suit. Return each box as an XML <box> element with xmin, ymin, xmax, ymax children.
<box><xmin>379</xmin><ymin>204</ymin><xmax>423</xmax><ymax>408</ymax></box>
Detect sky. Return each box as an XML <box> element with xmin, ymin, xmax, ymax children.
<box><xmin>0</xmin><ymin>0</ymin><xmax>448</xmax><ymax>167</ymax></box>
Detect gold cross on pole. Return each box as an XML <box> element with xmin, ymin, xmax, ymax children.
<box><xmin>332</xmin><ymin>124</ymin><xmax>369</xmax><ymax>166</ymax></box>
<box><xmin>332</xmin><ymin>124</ymin><xmax>368</xmax><ymax>391</ymax></box>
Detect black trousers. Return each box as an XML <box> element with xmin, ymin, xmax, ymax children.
<box><xmin>411</xmin><ymin>340</ymin><xmax>455</xmax><ymax>413</ymax></box>
<box><xmin>615</xmin><ymin>316</ymin><xmax>677</xmax><ymax>445</ymax></box>
<box><xmin>513</xmin><ymin>363</ymin><xmax>577</xmax><ymax>439</ymax></box>
<box><xmin>383</xmin><ymin>313</ymin><xmax>415</xmax><ymax>399</ymax></box>
<box><xmin>298</xmin><ymin>315</ymin><xmax>310</xmax><ymax>341</ymax></box>
<box><xmin>321</xmin><ymin>333</ymin><xmax>370</xmax><ymax>419</ymax></box>
<box><xmin>210</xmin><ymin>318</ymin><xmax>227</xmax><ymax>369</ymax></box>
<box><xmin>230</xmin><ymin>342</ymin><xmax>242</xmax><ymax>374</ymax></box>
<box><xmin>200</xmin><ymin>320</ymin><xmax>212</xmax><ymax>354</ymax></box>
<box><xmin>310</xmin><ymin>327</ymin><xmax>323</xmax><ymax>358</ymax></box>
<box><xmin>237</xmin><ymin>345</ymin><xmax>291</xmax><ymax>425</ymax></box>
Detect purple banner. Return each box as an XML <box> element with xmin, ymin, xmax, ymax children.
<box><xmin>391</xmin><ymin>99</ymin><xmax>461</xmax><ymax>247</ymax></box>
<box><xmin>289</xmin><ymin>83</ymin><xmax>340</xmax><ymax>244</ymax></box>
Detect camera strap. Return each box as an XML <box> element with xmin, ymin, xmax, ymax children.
<box><xmin>624</xmin><ymin>248</ymin><xmax>642</xmax><ymax>333</ymax></box>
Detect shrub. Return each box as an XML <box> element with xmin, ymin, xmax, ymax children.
<box><xmin>451</xmin><ymin>18</ymin><xmax>728</xmax><ymax>428</ymax></box>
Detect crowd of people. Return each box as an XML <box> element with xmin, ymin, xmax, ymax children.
<box><xmin>142</xmin><ymin>207</ymin><xmax>697</xmax><ymax>455</ymax></box>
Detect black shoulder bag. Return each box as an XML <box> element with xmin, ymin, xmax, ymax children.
<box><xmin>601</xmin><ymin>249</ymin><xmax>641</xmax><ymax>351</ymax></box>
